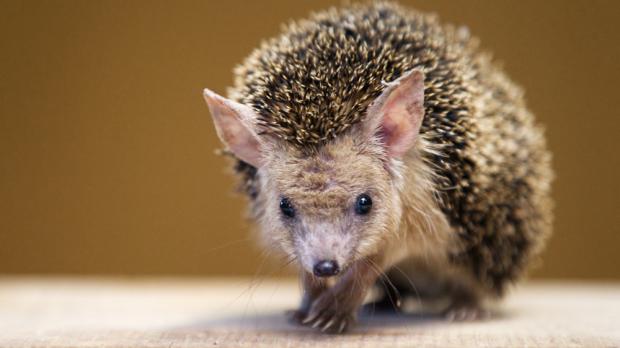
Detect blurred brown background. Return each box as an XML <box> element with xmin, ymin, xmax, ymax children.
<box><xmin>1</xmin><ymin>0</ymin><xmax>618</xmax><ymax>279</ymax></box>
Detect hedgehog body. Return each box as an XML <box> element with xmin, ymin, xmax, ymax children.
<box><xmin>206</xmin><ymin>1</ymin><xmax>553</xmax><ymax>332</ymax></box>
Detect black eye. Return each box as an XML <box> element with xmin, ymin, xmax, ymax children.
<box><xmin>355</xmin><ymin>194</ymin><xmax>373</xmax><ymax>215</ymax></box>
<box><xmin>279</xmin><ymin>197</ymin><xmax>295</xmax><ymax>218</ymax></box>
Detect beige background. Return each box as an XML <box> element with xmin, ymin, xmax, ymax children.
<box><xmin>1</xmin><ymin>0</ymin><xmax>618</xmax><ymax>279</ymax></box>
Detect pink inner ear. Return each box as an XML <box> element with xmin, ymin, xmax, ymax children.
<box><xmin>203</xmin><ymin>89</ymin><xmax>263</xmax><ymax>167</ymax></box>
<box><xmin>217</xmin><ymin>110</ymin><xmax>263</xmax><ymax>165</ymax></box>
<box><xmin>374</xmin><ymin>70</ymin><xmax>425</xmax><ymax>158</ymax></box>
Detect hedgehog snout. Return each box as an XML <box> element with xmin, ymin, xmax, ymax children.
<box><xmin>296</xmin><ymin>224</ymin><xmax>356</xmax><ymax>276</ymax></box>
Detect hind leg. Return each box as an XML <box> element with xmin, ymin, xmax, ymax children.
<box><xmin>441</xmin><ymin>280</ymin><xmax>491</xmax><ymax>321</ymax></box>
<box><xmin>371</xmin><ymin>258</ymin><xmax>492</xmax><ymax>320</ymax></box>
<box><xmin>365</xmin><ymin>259</ymin><xmax>451</xmax><ymax>313</ymax></box>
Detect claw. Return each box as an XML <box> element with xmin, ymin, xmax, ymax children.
<box><xmin>321</xmin><ymin>317</ymin><xmax>336</xmax><ymax>332</ymax></box>
<box><xmin>286</xmin><ymin>309</ymin><xmax>306</xmax><ymax>324</ymax></box>
<box><xmin>302</xmin><ymin>311</ymin><xmax>318</xmax><ymax>325</ymax></box>
<box><xmin>445</xmin><ymin>306</ymin><xmax>489</xmax><ymax>322</ymax></box>
<box><xmin>311</xmin><ymin>315</ymin><xmax>326</xmax><ymax>329</ymax></box>
<box><xmin>338</xmin><ymin>319</ymin><xmax>347</xmax><ymax>333</ymax></box>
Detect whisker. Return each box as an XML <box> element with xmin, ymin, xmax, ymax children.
<box><xmin>226</xmin><ymin>248</ymin><xmax>272</xmax><ymax>306</ymax></box>
<box><xmin>241</xmin><ymin>248</ymin><xmax>273</xmax><ymax>319</ymax></box>
<box><xmin>365</xmin><ymin>258</ymin><xmax>402</xmax><ymax>311</ymax></box>
<box><xmin>201</xmin><ymin>237</ymin><xmax>254</xmax><ymax>256</ymax></box>
<box><xmin>352</xmin><ymin>249</ymin><xmax>402</xmax><ymax>312</ymax></box>
<box><xmin>391</xmin><ymin>264</ymin><xmax>423</xmax><ymax>306</ymax></box>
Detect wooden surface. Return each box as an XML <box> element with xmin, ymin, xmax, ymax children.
<box><xmin>0</xmin><ymin>278</ymin><xmax>618</xmax><ymax>347</ymax></box>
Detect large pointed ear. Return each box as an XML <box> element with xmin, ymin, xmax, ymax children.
<box><xmin>363</xmin><ymin>69</ymin><xmax>425</xmax><ymax>158</ymax></box>
<box><xmin>202</xmin><ymin>88</ymin><xmax>263</xmax><ymax>167</ymax></box>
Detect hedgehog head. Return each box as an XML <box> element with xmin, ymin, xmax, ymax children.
<box><xmin>204</xmin><ymin>69</ymin><xmax>425</xmax><ymax>276</ymax></box>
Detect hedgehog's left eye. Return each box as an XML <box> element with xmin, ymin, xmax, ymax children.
<box><xmin>355</xmin><ymin>194</ymin><xmax>373</xmax><ymax>215</ymax></box>
<box><xmin>279</xmin><ymin>197</ymin><xmax>295</xmax><ymax>218</ymax></box>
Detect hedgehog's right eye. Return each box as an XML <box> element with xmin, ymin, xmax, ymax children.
<box><xmin>355</xmin><ymin>194</ymin><xmax>373</xmax><ymax>215</ymax></box>
<box><xmin>279</xmin><ymin>197</ymin><xmax>295</xmax><ymax>218</ymax></box>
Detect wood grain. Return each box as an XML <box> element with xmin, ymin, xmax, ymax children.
<box><xmin>0</xmin><ymin>278</ymin><xmax>618</xmax><ymax>347</ymax></box>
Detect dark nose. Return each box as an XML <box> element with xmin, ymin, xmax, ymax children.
<box><xmin>313</xmin><ymin>260</ymin><xmax>340</xmax><ymax>277</ymax></box>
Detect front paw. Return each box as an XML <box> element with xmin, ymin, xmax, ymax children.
<box><xmin>301</xmin><ymin>291</ymin><xmax>357</xmax><ymax>334</ymax></box>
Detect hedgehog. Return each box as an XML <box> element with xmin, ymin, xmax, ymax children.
<box><xmin>202</xmin><ymin>1</ymin><xmax>553</xmax><ymax>334</ymax></box>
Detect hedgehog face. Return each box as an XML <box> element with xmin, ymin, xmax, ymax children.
<box><xmin>258</xmin><ymin>136</ymin><xmax>402</xmax><ymax>275</ymax></box>
<box><xmin>204</xmin><ymin>69</ymin><xmax>425</xmax><ymax>277</ymax></box>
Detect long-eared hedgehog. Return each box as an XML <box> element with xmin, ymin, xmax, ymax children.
<box><xmin>202</xmin><ymin>1</ymin><xmax>553</xmax><ymax>333</ymax></box>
